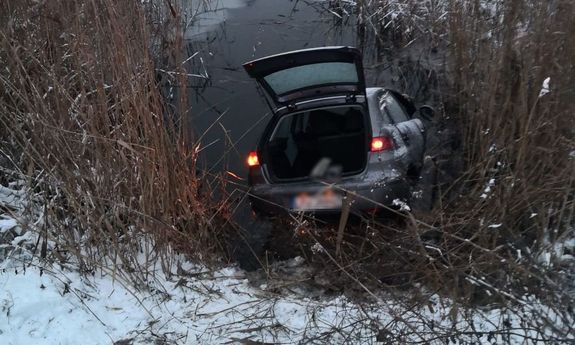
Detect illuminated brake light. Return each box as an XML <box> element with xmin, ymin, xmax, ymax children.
<box><xmin>247</xmin><ymin>151</ymin><xmax>259</xmax><ymax>167</ymax></box>
<box><xmin>371</xmin><ymin>136</ymin><xmax>393</xmax><ymax>152</ymax></box>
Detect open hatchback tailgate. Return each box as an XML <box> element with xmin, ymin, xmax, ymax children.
<box><xmin>243</xmin><ymin>46</ymin><xmax>366</xmax><ymax>111</ymax></box>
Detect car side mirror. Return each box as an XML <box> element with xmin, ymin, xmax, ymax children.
<box><xmin>419</xmin><ymin>105</ymin><xmax>435</xmax><ymax>121</ymax></box>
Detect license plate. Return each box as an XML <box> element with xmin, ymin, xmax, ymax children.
<box><xmin>292</xmin><ymin>189</ymin><xmax>342</xmax><ymax>211</ymax></box>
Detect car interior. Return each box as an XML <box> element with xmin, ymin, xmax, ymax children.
<box><xmin>266</xmin><ymin>105</ymin><xmax>367</xmax><ymax>180</ymax></box>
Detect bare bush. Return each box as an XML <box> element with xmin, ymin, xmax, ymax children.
<box><xmin>0</xmin><ymin>0</ymin><xmax>231</xmax><ymax>278</ymax></box>
<box><xmin>434</xmin><ymin>0</ymin><xmax>575</xmax><ymax>294</ymax></box>
<box><xmin>272</xmin><ymin>0</ymin><xmax>575</xmax><ymax>342</ymax></box>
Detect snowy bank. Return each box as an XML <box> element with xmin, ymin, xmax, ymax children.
<box><xmin>1</xmin><ymin>176</ymin><xmax>574</xmax><ymax>344</ymax></box>
<box><xmin>1</xmin><ymin>256</ymin><xmax>573</xmax><ymax>344</ymax></box>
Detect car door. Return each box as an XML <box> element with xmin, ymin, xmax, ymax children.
<box><xmin>379</xmin><ymin>91</ymin><xmax>425</xmax><ymax>166</ymax></box>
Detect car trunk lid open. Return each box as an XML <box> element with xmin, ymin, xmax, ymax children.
<box><xmin>243</xmin><ymin>46</ymin><xmax>366</xmax><ymax>110</ymax></box>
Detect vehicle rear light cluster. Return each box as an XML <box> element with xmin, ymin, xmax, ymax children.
<box><xmin>247</xmin><ymin>151</ymin><xmax>260</xmax><ymax>167</ymax></box>
<box><xmin>370</xmin><ymin>136</ymin><xmax>393</xmax><ymax>152</ymax></box>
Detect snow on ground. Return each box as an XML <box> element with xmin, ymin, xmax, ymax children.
<box><xmin>1</xmin><ymin>249</ymin><xmax>573</xmax><ymax>344</ymax></box>
<box><xmin>0</xmin><ymin>257</ymin><xmax>572</xmax><ymax>344</ymax></box>
<box><xmin>1</xmin><ymin>181</ymin><xmax>573</xmax><ymax>344</ymax></box>
<box><xmin>1</xmin><ymin>256</ymin><xmax>377</xmax><ymax>344</ymax></box>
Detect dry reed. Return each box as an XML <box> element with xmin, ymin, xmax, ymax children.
<box><xmin>0</xmin><ymin>0</ymin><xmax>231</xmax><ymax>278</ymax></box>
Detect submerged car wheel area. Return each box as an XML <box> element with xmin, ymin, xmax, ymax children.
<box><xmin>243</xmin><ymin>46</ymin><xmax>432</xmax><ymax>216</ymax></box>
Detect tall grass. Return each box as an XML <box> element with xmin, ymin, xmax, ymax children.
<box><xmin>326</xmin><ymin>0</ymin><xmax>575</xmax><ymax>297</ymax></box>
<box><xmin>295</xmin><ymin>0</ymin><xmax>575</xmax><ymax>340</ymax></box>
<box><xmin>0</xmin><ymin>0</ymin><xmax>230</xmax><ymax>278</ymax></box>
<box><xmin>448</xmin><ymin>0</ymin><xmax>574</xmax><ymax>235</ymax></box>
<box><xmin>436</xmin><ymin>0</ymin><xmax>575</xmax><ymax>291</ymax></box>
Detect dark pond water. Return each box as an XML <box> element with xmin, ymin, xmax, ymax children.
<box><xmin>178</xmin><ymin>0</ymin><xmax>451</xmax><ymax>267</ymax></box>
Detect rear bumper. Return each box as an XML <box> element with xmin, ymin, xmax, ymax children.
<box><xmin>249</xmin><ymin>175</ymin><xmax>410</xmax><ymax>216</ymax></box>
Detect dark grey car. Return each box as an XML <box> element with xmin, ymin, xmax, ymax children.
<box><xmin>243</xmin><ymin>46</ymin><xmax>431</xmax><ymax>216</ymax></box>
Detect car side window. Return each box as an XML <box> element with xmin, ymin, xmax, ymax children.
<box><xmin>379</xmin><ymin>93</ymin><xmax>409</xmax><ymax>124</ymax></box>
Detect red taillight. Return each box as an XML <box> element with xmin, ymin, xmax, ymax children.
<box><xmin>247</xmin><ymin>151</ymin><xmax>259</xmax><ymax>167</ymax></box>
<box><xmin>371</xmin><ymin>136</ymin><xmax>393</xmax><ymax>152</ymax></box>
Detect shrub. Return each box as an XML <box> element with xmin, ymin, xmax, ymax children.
<box><xmin>0</xmin><ymin>0</ymin><xmax>231</xmax><ymax>277</ymax></box>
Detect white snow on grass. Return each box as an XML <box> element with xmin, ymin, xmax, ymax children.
<box><xmin>1</xmin><ymin>254</ymin><xmax>573</xmax><ymax>345</ymax></box>
<box><xmin>392</xmin><ymin>198</ymin><xmax>411</xmax><ymax>212</ymax></box>
<box><xmin>536</xmin><ymin>228</ymin><xmax>575</xmax><ymax>267</ymax></box>
<box><xmin>0</xmin><ymin>262</ymin><xmax>372</xmax><ymax>345</ymax></box>
<box><xmin>480</xmin><ymin>178</ymin><xmax>496</xmax><ymax>199</ymax></box>
<box><xmin>538</xmin><ymin>77</ymin><xmax>551</xmax><ymax>98</ymax></box>
<box><xmin>0</xmin><ymin>184</ymin><xmax>28</xmax><ymax>211</ymax></box>
<box><xmin>1</xmin><ymin>175</ymin><xmax>573</xmax><ymax>345</ymax></box>
<box><xmin>0</xmin><ymin>218</ymin><xmax>18</xmax><ymax>233</ymax></box>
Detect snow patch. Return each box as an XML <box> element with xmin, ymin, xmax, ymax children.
<box><xmin>311</xmin><ymin>242</ymin><xmax>326</xmax><ymax>254</ymax></box>
<box><xmin>0</xmin><ymin>218</ymin><xmax>18</xmax><ymax>233</ymax></box>
<box><xmin>392</xmin><ymin>198</ymin><xmax>411</xmax><ymax>211</ymax></box>
<box><xmin>480</xmin><ymin>178</ymin><xmax>496</xmax><ymax>199</ymax></box>
<box><xmin>538</xmin><ymin>77</ymin><xmax>551</xmax><ymax>98</ymax></box>
<box><xmin>536</xmin><ymin>228</ymin><xmax>575</xmax><ymax>267</ymax></box>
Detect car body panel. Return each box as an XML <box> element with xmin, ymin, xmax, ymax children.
<box><xmin>249</xmin><ymin>151</ymin><xmax>408</xmax><ymax>215</ymax></box>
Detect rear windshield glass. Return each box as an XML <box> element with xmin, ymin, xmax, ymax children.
<box><xmin>264</xmin><ymin>62</ymin><xmax>358</xmax><ymax>95</ymax></box>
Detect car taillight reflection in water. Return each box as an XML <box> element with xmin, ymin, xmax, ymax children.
<box><xmin>247</xmin><ymin>151</ymin><xmax>259</xmax><ymax>167</ymax></box>
<box><xmin>370</xmin><ymin>136</ymin><xmax>394</xmax><ymax>152</ymax></box>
